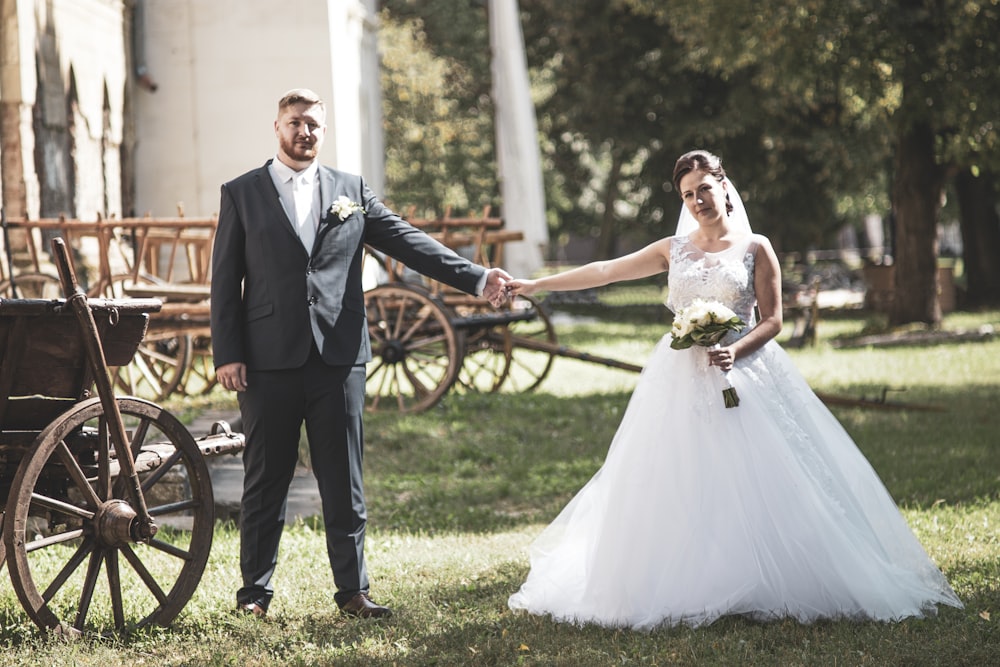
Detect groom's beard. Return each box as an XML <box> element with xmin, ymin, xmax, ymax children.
<box><xmin>279</xmin><ymin>135</ymin><xmax>321</xmax><ymax>163</ymax></box>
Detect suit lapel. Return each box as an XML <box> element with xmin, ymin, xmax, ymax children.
<box><xmin>316</xmin><ymin>167</ymin><xmax>340</xmax><ymax>243</ymax></box>
<box><xmin>254</xmin><ymin>160</ymin><xmax>301</xmax><ymax>242</ymax></box>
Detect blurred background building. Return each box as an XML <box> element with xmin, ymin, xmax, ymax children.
<box><xmin>0</xmin><ymin>0</ymin><xmax>383</xmax><ymax>221</ymax></box>
<box><xmin>0</xmin><ymin>0</ymin><xmax>546</xmax><ymax>276</ymax></box>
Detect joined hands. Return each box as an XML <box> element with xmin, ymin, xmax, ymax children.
<box><xmin>502</xmin><ymin>278</ymin><xmax>538</xmax><ymax>300</ymax></box>
<box><xmin>483</xmin><ymin>267</ymin><xmax>514</xmax><ymax>307</ymax></box>
<box><xmin>484</xmin><ymin>272</ymin><xmax>540</xmax><ymax>307</ymax></box>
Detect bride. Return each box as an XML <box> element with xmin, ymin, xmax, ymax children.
<box><xmin>504</xmin><ymin>150</ymin><xmax>963</xmax><ymax>629</ymax></box>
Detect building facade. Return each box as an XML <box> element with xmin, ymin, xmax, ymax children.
<box><xmin>0</xmin><ymin>0</ymin><xmax>380</xmax><ymax>225</ymax></box>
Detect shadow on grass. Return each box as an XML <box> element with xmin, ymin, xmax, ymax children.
<box><xmin>233</xmin><ymin>557</ymin><xmax>995</xmax><ymax>667</ymax></box>
<box><xmin>363</xmin><ymin>383</ymin><xmax>997</xmax><ymax>536</ymax></box>
<box><xmin>393</xmin><ymin>558</ymin><xmax>996</xmax><ymax>667</ymax></box>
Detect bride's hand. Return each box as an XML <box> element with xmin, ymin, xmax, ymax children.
<box><xmin>708</xmin><ymin>345</ymin><xmax>735</xmax><ymax>372</ymax></box>
<box><xmin>505</xmin><ymin>279</ymin><xmax>538</xmax><ymax>297</ymax></box>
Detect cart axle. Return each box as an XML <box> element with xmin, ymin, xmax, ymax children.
<box><xmin>95</xmin><ymin>498</ymin><xmax>158</xmax><ymax>546</ymax></box>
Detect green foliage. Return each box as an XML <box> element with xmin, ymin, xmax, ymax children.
<box><xmin>379</xmin><ymin>0</ymin><xmax>1000</xmax><ymax>282</ymax></box>
<box><xmin>633</xmin><ymin>0</ymin><xmax>1000</xmax><ymax>237</ymax></box>
<box><xmin>378</xmin><ymin>6</ymin><xmax>498</xmax><ymax>216</ymax></box>
<box><xmin>521</xmin><ymin>1</ymin><xmax>713</xmax><ymax>254</ymax></box>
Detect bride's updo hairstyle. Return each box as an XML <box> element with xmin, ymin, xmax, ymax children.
<box><xmin>672</xmin><ymin>150</ymin><xmax>734</xmax><ymax>215</ymax></box>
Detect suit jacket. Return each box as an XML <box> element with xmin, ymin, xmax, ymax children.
<box><xmin>210</xmin><ymin>160</ymin><xmax>486</xmax><ymax>370</ymax></box>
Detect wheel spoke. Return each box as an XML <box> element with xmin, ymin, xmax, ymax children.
<box><xmin>130</xmin><ymin>353</ymin><xmax>165</xmax><ymax>394</ymax></box>
<box><xmin>401</xmin><ymin>363</ymin><xmax>432</xmax><ymax>398</ymax></box>
<box><xmin>369</xmin><ymin>364</ymin><xmax>391</xmax><ymax>409</ymax></box>
<box><xmin>54</xmin><ymin>441</ymin><xmax>101</xmax><ymax>509</ymax></box>
<box><xmin>41</xmin><ymin>538</ymin><xmax>94</xmax><ymax>604</ymax></box>
<box><xmin>25</xmin><ymin>528</ymin><xmax>85</xmax><ymax>552</ymax></box>
<box><xmin>138</xmin><ymin>341</ymin><xmax>184</xmax><ymax>367</ymax></box>
<box><xmin>458</xmin><ymin>349</ymin><xmax>507</xmax><ymax>392</ymax></box>
<box><xmin>148</xmin><ymin>498</ymin><xmax>200</xmax><ymax>517</ymax></box>
<box><xmin>390</xmin><ymin>300</ymin><xmax>407</xmax><ymax>338</ymax></box>
<box><xmin>403</xmin><ymin>331</ymin><xmax>450</xmax><ymax>351</ymax></box>
<box><xmin>373</xmin><ymin>298</ymin><xmax>390</xmax><ymax>335</ymax></box>
<box><xmin>139</xmin><ymin>449</ymin><xmax>183</xmax><ymax>492</ymax></box>
<box><xmin>399</xmin><ymin>307</ymin><xmax>434</xmax><ymax>344</ymax></box>
<box><xmin>120</xmin><ymin>545</ymin><xmax>169</xmax><ymax>604</ymax></box>
<box><xmin>147</xmin><ymin>537</ymin><xmax>193</xmax><ymax>561</ymax></box>
<box><xmin>29</xmin><ymin>492</ymin><xmax>95</xmax><ymax>522</ymax></box>
<box><xmin>106</xmin><ymin>550</ymin><xmax>125</xmax><ymax>630</ymax></box>
<box><xmin>114</xmin><ymin>416</ymin><xmax>153</xmax><ymax>497</ymax></box>
<box><xmin>367</xmin><ymin>356</ymin><xmax>388</xmax><ymax>378</ymax></box>
<box><xmin>98</xmin><ymin>416</ymin><xmax>112</xmax><ymax>501</ymax></box>
<box><xmin>130</xmin><ymin>416</ymin><xmax>153</xmax><ymax>456</ymax></box>
<box><xmin>74</xmin><ymin>548</ymin><xmax>104</xmax><ymax>632</ymax></box>
<box><xmin>113</xmin><ymin>363</ymin><xmax>137</xmax><ymax>395</ymax></box>
<box><xmin>390</xmin><ymin>367</ymin><xmax>405</xmax><ymax>411</ymax></box>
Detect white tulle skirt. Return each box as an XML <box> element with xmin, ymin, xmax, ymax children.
<box><xmin>508</xmin><ymin>337</ymin><xmax>963</xmax><ymax>629</ymax></box>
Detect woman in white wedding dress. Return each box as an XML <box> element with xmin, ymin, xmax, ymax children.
<box><xmin>504</xmin><ymin>150</ymin><xmax>963</xmax><ymax>630</ymax></box>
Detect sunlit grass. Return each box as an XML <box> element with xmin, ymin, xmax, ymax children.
<box><xmin>0</xmin><ymin>305</ymin><xmax>997</xmax><ymax>665</ymax></box>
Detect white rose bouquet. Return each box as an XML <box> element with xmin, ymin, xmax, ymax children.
<box><xmin>330</xmin><ymin>195</ymin><xmax>365</xmax><ymax>220</ymax></box>
<box><xmin>670</xmin><ymin>299</ymin><xmax>746</xmax><ymax>408</ymax></box>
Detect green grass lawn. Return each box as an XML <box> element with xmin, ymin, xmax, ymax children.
<box><xmin>0</xmin><ymin>304</ymin><xmax>998</xmax><ymax>666</ymax></box>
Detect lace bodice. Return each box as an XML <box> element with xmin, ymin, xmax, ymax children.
<box><xmin>666</xmin><ymin>234</ymin><xmax>760</xmax><ymax>329</ymax></box>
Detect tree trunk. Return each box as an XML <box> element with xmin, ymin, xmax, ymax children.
<box><xmin>889</xmin><ymin>121</ymin><xmax>943</xmax><ymax>326</ymax></box>
<box><xmin>595</xmin><ymin>153</ymin><xmax>623</xmax><ymax>260</ymax></box>
<box><xmin>954</xmin><ymin>168</ymin><xmax>1000</xmax><ymax>307</ymax></box>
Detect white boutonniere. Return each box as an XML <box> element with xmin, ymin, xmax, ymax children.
<box><xmin>330</xmin><ymin>195</ymin><xmax>365</xmax><ymax>220</ymax></box>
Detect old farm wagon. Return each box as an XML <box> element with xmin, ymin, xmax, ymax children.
<box><xmin>0</xmin><ymin>239</ymin><xmax>243</xmax><ymax>635</ymax></box>
<box><xmin>363</xmin><ymin>213</ymin><xmax>642</xmax><ymax>413</ymax></box>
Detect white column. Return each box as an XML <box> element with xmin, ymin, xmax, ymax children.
<box><xmin>489</xmin><ymin>0</ymin><xmax>548</xmax><ymax>277</ymax></box>
<box><xmin>327</xmin><ymin>0</ymin><xmax>382</xmax><ymax>195</ymax></box>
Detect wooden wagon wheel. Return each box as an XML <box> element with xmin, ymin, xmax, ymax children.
<box><xmin>455</xmin><ymin>322</ymin><xmax>513</xmax><ymax>392</ymax></box>
<box><xmin>502</xmin><ymin>295</ymin><xmax>558</xmax><ymax>392</ymax></box>
<box><xmin>112</xmin><ymin>330</ymin><xmax>193</xmax><ymax>401</ymax></box>
<box><xmin>181</xmin><ymin>334</ymin><xmax>218</xmax><ymax>395</ymax></box>
<box><xmin>364</xmin><ymin>284</ymin><xmax>462</xmax><ymax>413</ymax></box>
<box><xmin>0</xmin><ymin>272</ymin><xmax>63</xmax><ymax>299</ymax></box>
<box><xmin>4</xmin><ymin>396</ymin><xmax>214</xmax><ymax>636</ymax></box>
<box><xmin>93</xmin><ymin>273</ymin><xmax>193</xmax><ymax>401</ymax></box>
<box><xmin>456</xmin><ymin>294</ymin><xmax>558</xmax><ymax>393</ymax></box>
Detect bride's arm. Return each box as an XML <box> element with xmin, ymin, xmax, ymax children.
<box><xmin>506</xmin><ymin>238</ymin><xmax>671</xmax><ymax>296</ymax></box>
<box><xmin>730</xmin><ymin>236</ymin><xmax>783</xmax><ymax>361</ymax></box>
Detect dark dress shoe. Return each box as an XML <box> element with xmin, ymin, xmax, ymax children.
<box><xmin>237</xmin><ymin>602</ymin><xmax>267</xmax><ymax>618</ymax></box>
<box><xmin>339</xmin><ymin>593</ymin><xmax>392</xmax><ymax>618</ymax></box>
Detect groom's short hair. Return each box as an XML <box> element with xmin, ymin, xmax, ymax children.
<box><xmin>278</xmin><ymin>88</ymin><xmax>325</xmax><ymax>115</ymax></box>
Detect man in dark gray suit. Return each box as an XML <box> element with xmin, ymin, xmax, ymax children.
<box><xmin>211</xmin><ymin>88</ymin><xmax>510</xmax><ymax>619</ymax></box>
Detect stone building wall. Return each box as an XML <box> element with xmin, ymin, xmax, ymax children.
<box><xmin>1</xmin><ymin>0</ymin><xmax>128</xmax><ymax>222</ymax></box>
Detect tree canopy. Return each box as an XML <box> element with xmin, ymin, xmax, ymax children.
<box><xmin>641</xmin><ymin>0</ymin><xmax>1000</xmax><ymax>321</ymax></box>
<box><xmin>380</xmin><ymin>0</ymin><xmax>1000</xmax><ymax>321</ymax></box>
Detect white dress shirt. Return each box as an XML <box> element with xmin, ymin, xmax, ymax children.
<box><xmin>269</xmin><ymin>157</ymin><xmax>319</xmax><ymax>252</ymax></box>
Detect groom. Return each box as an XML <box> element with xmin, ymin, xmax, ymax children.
<box><xmin>210</xmin><ymin>88</ymin><xmax>510</xmax><ymax>618</ymax></box>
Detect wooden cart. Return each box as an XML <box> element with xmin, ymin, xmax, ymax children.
<box><xmin>0</xmin><ymin>239</ymin><xmax>243</xmax><ymax>635</ymax></box>
<box><xmin>0</xmin><ymin>215</ymin><xmax>218</xmax><ymax>400</ymax></box>
<box><xmin>363</xmin><ymin>213</ymin><xmax>641</xmax><ymax>413</ymax></box>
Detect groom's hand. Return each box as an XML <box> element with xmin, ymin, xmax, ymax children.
<box><xmin>483</xmin><ymin>267</ymin><xmax>513</xmax><ymax>307</ymax></box>
<box><xmin>217</xmin><ymin>362</ymin><xmax>248</xmax><ymax>392</ymax></box>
